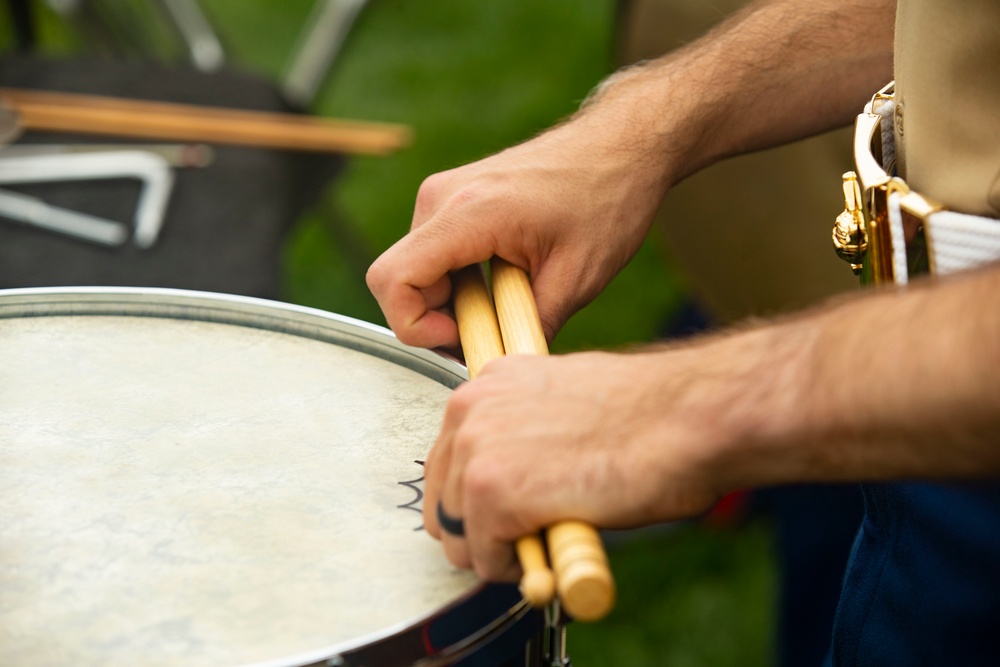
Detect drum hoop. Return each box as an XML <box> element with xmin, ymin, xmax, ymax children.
<box><xmin>1</xmin><ymin>287</ymin><xmax>536</xmax><ymax>667</ymax></box>
<box><xmin>250</xmin><ymin>594</ymin><xmax>534</xmax><ymax>667</ymax></box>
<box><xmin>0</xmin><ymin>286</ymin><xmax>467</xmax><ymax>390</ymax></box>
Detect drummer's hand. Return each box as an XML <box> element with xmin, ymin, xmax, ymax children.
<box><xmin>366</xmin><ymin>108</ymin><xmax>671</xmax><ymax>350</ymax></box>
<box><xmin>420</xmin><ymin>349</ymin><xmax>728</xmax><ymax>581</ymax></box>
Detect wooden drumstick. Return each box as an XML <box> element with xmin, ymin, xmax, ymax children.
<box><xmin>452</xmin><ymin>265</ymin><xmax>557</xmax><ymax>609</ymax></box>
<box><xmin>0</xmin><ymin>87</ymin><xmax>411</xmax><ymax>156</ymax></box>
<box><xmin>489</xmin><ymin>257</ymin><xmax>616</xmax><ymax>623</ymax></box>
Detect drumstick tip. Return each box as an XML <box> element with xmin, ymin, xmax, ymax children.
<box><xmin>559</xmin><ymin>564</ymin><xmax>616</xmax><ymax>622</ymax></box>
<box><xmin>519</xmin><ymin>568</ymin><xmax>556</xmax><ymax>608</ymax></box>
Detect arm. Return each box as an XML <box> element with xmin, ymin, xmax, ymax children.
<box><xmin>424</xmin><ymin>265</ymin><xmax>1000</xmax><ymax>579</ymax></box>
<box><xmin>366</xmin><ymin>0</ymin><xmax>896</xmax><ymax>349</ymax></box>
<box><xmin>587</xmin><ymin>0</ymin><xmax>896</xmax><ymax>179</ymax></box>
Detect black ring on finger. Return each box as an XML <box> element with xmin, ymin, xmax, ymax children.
<box><xmin>436</xmin><ymin>501</ymin><xmax>466</xmax><ymax>537</ymax></box>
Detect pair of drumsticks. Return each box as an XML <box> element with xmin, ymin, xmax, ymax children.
<box><xmin>452</xmin><ymin>259</ymin><xmax>615</xmax><ymax>622</ymax></box>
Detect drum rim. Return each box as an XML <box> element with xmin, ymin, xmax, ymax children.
<box><xmin>0</xmin><ymin>286</ymin><xmax>535</xmax><ymax>666</ymax></box>
<box><xmin>0</xmin><ymin>286</ymin><xmax>468</xmax><ymax>390</ymax></box>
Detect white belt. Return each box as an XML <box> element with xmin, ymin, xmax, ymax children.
<box><xmin>833</xmin><ymin>82</ymin><xmax>1000</xmax><ymax>285</ymax></box>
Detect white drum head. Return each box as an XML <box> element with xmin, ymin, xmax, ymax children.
<box><xmin>0</xmin><ymin>289</ymin><xmax>489</xmax><ymax>667</ymax></box>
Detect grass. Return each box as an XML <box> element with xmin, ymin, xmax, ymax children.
<box><xmin>5</xmin><ymin>2</ymin><xmax>775</xmax><ymax>663</ymax></box>
<box><xmin>580</xmin><ymin>523</ymin><xmax>775</xmax><ymax>666</ymax></box>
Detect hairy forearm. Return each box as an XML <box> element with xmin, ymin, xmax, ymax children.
<box><xmin>681</xmin><ymin>264</ymin><xmax>1000</xmax><ymax>493</ymax></box>
<box><xmin>809</xmin><ymin>265</ymin><xmax>1000</xmax><ymax>479</ymax></box>
<box><xmin>579</xmin><ymin>0</ymin><xmax>895</xmax><ymax>185</ymax></box>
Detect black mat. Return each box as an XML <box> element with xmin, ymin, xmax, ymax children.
<box><xmin>0</xmin><ymin>57</ymin><xmax>344</xmax><ymax>299</ymax></box>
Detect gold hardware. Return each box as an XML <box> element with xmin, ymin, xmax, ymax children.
<box><xmin>832</xmin><ymin>171</ymin><xmax>868</xmax><ymax>274</ymax></box>
<box><xmin>885</xmin><ymin>177</ymin><xmax>910</xmax><ymax>199</ymax></box>
<box><xmin>841</xmin><ymin>82</ymin><xmax>944</xmax><ymax>284</ymax></box>
<box><xmin>869</xmin><ymin>81</ymin><xmax>896</xmax><ymax>115</ymax></box>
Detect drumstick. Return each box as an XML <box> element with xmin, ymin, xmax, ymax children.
<box><xmin>452</xmin><ymin>265</ymin><xmax>557</xmax><ymax>609</ymax></box>
<box><xmin>0</xmin><ymin>87</ymin><xmax>411</xmax><ymax>156</ymax></box>
<box><xmin>489</xmin><ymin>257</ymin><xmax>616</xmax><ymax>623</ymax></box>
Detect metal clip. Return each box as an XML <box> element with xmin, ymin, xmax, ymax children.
<box><xmin>543</xmin><ymin>599</ymin><xmax>571</xmax><ymax>667</ymax></box>
<box><xmin>832</xmin><ymin>171</ymin><xmax>868</xmax><ymax>274</ymax></box>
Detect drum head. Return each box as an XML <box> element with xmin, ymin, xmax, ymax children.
<box><xmin>0</xmin><ymin>288</ymin><xmax>511</xmax><ymax>667</ymax></box>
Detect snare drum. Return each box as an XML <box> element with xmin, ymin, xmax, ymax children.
<box><xmin>0</xmin><ymin>288</ymin><xmax>545</xmax><ymax>667</ymax></box>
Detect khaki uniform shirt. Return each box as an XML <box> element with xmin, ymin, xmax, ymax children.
<box><xmin>895</xmin><ymin>0</ymin><xmax>1000</xmax><ymax>216</ymax></box>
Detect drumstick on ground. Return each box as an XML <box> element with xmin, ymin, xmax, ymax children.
<box><xmin>453</xmin><ymin>265</ymin><xmax>557</xmax><ymax>609</ymax></box>
<box><xmin>452</xmin><ymin>261</ymin><xmax>616</xmax><ymax>622</ymax></box>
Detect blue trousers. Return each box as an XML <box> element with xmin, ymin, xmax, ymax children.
<box><xmin>829</xmin><ymin>482</ymin><xmax>1000</xmax><ymax>665</ymax></box>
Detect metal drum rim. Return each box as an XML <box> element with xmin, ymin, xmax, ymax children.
<box><xmin>0</xmin><ymin>286</ymin><xmax>468</xmax><ymax>392</ymax></box>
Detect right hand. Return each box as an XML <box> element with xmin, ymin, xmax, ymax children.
<box><xmin>366</xmin><ymin>105</ymin><xmax>672</xmax><ymax>350</ymax></box>
<box><xmin>420</xmin><ymin>349</ymin><xmax>730</xmax><ymax>580</ymax></box>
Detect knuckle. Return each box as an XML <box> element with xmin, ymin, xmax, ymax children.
<box><xmin>393</xmin><ymin>326</ymin><xmax>424</xmax><ymax>348</ymax></box>
<box><xmin>443</xmin><ymin>540</ymin><xmax>471</xmax><ymax>570</ymax></box>
<box><xmin>472</xmin><ymin>560</ymin><xmax>494</xmax><ymax>581</ymax></box>
<box><xmin>471</xmin><ymin>548</ymin><xmax>517</xmax><ymax>583</ymax></box>
<box><xmin>448</xmin><ymin>381</ymin><xmax>480</xmax><ymax>414</ymax></box>
<box><xmin>463</xmin><ymin>457</ymin><xmax>500</xmax><ymax>498</ymax></box>
<box><xmin>365</xmin><ymin>256</ymin><xmax>388</xmax><ymax>293</ymax></box>
<box><xmin>452</xmin><ymin>426</ymin><xmax>481</xmax><ymax>459</ymax></box>
<box><xmin>447</xmin><ymin>182</ymin><xmax>487</xmax><ymax>210</ymax></box>
<box><xmin>414</xmin><ymin>173</ymin><xmax>450</xmax><ymax>224</ymax></box>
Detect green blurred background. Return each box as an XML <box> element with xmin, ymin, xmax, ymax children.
<box><xmin>1</xmin><ymin>1</ymin><xmax>775</xmax><ymax>663</ymax></box>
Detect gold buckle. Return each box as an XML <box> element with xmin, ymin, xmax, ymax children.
<box><xmin>834</xmin><ymin>82</ymin><xmax>943</xmax><ymax>284</ymax></box>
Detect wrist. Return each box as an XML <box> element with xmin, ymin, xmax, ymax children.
<box><xmin>572</xmin><ymin>57</ymin><xmax>720</xmax><ymax>190</ymax></box>
<box><xmin>642</xmin><ymin>319</ymin><xmax>825</xmax><ymax>498</ymax></box>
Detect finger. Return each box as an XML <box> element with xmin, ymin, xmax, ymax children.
<box><xmin>435</xmin><ymin>381</ymin><xmax>499</xmax><ymax>570</ymax></box>
<box><xmin>423</xmin><ymin>380</ymin><xmax>474</xmax><ymax>542</ymax></box>
<box><xmin>438</xmin><ymin>459</ymin><xmax>471</xmax><ymax>569</ymax></box>
<box><xmin>422</xmin><ymin>430</ymin><xmax>450</xmax><ymax>541</ymax></box>
<box><xmin>392</xmin><ymin>278</ymin><xmax>451</xmax><ymax>349</ymax></box>
<box><xmin>422</xmin><ymin>274</ymin><xmax>452</xmax><ymax>312</ymax></box>
<box><xmin>367</xmin><ymin>256</ymin><xmax>459</xmax><ymax>349</ymax></box>
<box><xmin>463</xmin><ymin>465</ymin><xmax>522</xmax><ymax>583</ymax></box>
<box><xmin>367</xmin><ymin>217</ymin><xmax>500</xmax><ymax>348</ymax></box>
<box><xmin>470</xmin><ymin>537</ymin><xmax>521</xmax><ymax>583</ymax></box>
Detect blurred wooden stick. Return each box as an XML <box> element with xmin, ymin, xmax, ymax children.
<box><xmin>0</xmin><ymin>87</ymin><xmax>412</xmax><ymax>155</ymax></box>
